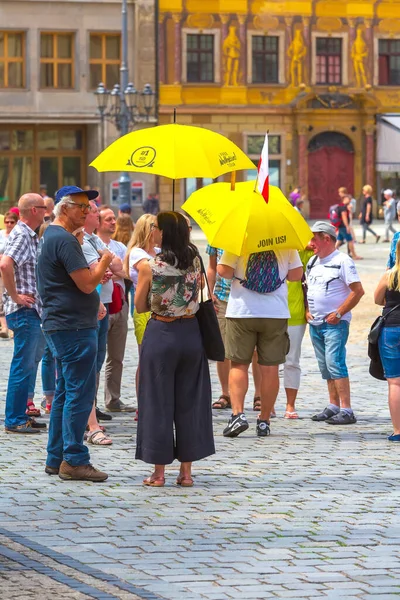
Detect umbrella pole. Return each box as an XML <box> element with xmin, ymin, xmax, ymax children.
<box><xmin>230</xmin><ymin>171</ymin><xmax>236</xmax><ymax>191</ymax></box>
<box><xmin>174</xmin><ymin>107</ymin><xmax>177</xmax><ymax>123</ymax></box>
<box><xmin>172</xmin><ymin>179</ymin><xmax>175</xmax><ymax>211</ymax></box>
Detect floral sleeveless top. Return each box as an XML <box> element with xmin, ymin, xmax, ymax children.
<box><xmin>149</xmin><ymin>254</ymin><xmax>201</xmax><ymax>317</ymax></box>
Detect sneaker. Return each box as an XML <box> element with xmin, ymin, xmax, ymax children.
<box><xmin>311</xmin><ymin>406</ymin><xmax>339</xmax><ymax>421</ymax></box>
<box><xmin>256</xmin><ymin>419</ymin><xmax>270</xmax><ymax>437</ymax></box>
<box><xmin>326</xmin><ymin>411</ymin><xmax>357</xmax><ymax>425</ymax></box>
<box><xmin>41</xmin><ymin>398</ymin><xmax>46</xmax><ymax>410</ymax></box>
<box><xmin>105</xmin><ymin>402</ymin><xmax>135</xmax><ymax>413</ymax></box>
<box><xmin>96</xmin><ymin>407</ymin><xmax>112</xmax><ymax>421</ymax></box>
<box><xmin>27</xmin><ymin>418</ymin><xmax>47</xmax><ymax>429</ymax></box>
<box><xmin>58</xmin><ymin>461</ymin><xmax>108</xmax><ymax>482</ymax></box>
<box><xmin>223</xmin><ymin>413</ymin><xmax>249</xmax><ymax>438</ymax></box>
<box><xmin>376</xmin><ymin>235</ymin><xmax>381</xmax><ymax>243</ymax></box>
<box><xmin>5</xmin><ymin>421</ymin><xmax>41</xmax><ymax>434</ymax></box>
<box><xmin>388</xmin><ymin>433</ymin><xmax>400</xmax><ymax>442</ymax></box>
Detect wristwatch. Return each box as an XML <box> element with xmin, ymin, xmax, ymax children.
<box><xmin>335</xmin><ymin>311</ymin><xmax>342</xmax><ymax>320</ymax></box>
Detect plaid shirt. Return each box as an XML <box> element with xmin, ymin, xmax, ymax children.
<box><xmin>206</xmin><ymin>245</ymin><xmax>231</xmax><ymax>303</ymax></box>
<box><xmin>2</xmin><ymin>221</ymin><xmax>41</xmax><ymax>316</ymax></box>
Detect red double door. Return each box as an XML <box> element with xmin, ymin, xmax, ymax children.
<box><xmin>307</xmin><ymin>145</ymin><xmax>355</xmax><ymax>219</ymax></box>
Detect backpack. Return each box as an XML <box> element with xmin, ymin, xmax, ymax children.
<box><xmin>236</xmin><ymin>251</ymin><xmax>284</xmax><ymax>294</ymax></box>
<box><xmin>328</xmin><ymin>204</ymin><xmax>342</xmax><ymax>228</ymax></box>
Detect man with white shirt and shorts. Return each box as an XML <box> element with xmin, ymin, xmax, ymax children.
<box><xmin>306</xmin><ymin>222</ymin><xmax>364</xmax><ymax>425</ymax></box>
<box><xmin>217</xmin><ymin>248</ymin><xmax>303</xmax><ymax>438</ymax></box>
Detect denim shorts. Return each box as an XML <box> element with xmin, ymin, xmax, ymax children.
<box><xmin>378</xmin><ymin>326</ymin><xmax>400</xmax><ymax>379</ymax></box>
<box><xmin>337</xmin><ymin>227</ymin><xmax>353</xmax><ymax>243</ymax></box>
<box><xmin>309</xmin><ymin>320</ymin><xmax>350</xmax><ymax>380</ymax></box>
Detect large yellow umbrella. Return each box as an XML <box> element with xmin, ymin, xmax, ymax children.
<box><xmin>90</xmin><ymin>123</ymin><xmax>254</xmax><ymax>208</ymax></box>
<box><xmin>182</xmin><ymin>180</ymin><xmax>313</xmax><ymax>255</ymax></box>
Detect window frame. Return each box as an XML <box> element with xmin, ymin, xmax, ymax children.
<box><xmin>244</xmin><ymin>133</ymin><xmax>284</xmax><ymax>190</ymax></box>
<box><xmin>247</xmin><ymin>30</ymin><xmax>285</xmax><ymax>85</ymax></box>
<box><xmin>89</xmin><ymin>32</ymin><xmax>121</xmax><ymax>90</ymax></box>
<box><xmin>377</xmin><ymin>37</ymin><xmax>400</xmax><ymax>86</ymax></box>
<box><xmin>39</xmin><ymin>31</ymin><xmax>75</xmax><ymax>90</ymax></box>
<box><xmin>182</xmin><ymin>28</ymin><xmax>221</xmax><ymax>84</ymax></box>
<box><xmin>315</xmin><ymin>37</ymin><xmax>342</xmax><ymax>85</ymax></box>
<box><xmin>251</xmin><ymin>35</ymin><xmax>279</xmax><ymax>84</ymax></box>
<box><xmin>311</xmin><ymin>32</ymin><xmax>348</xmax><ymax>86</ymax></box>
<box><xmin>0</xmin><ymin>30</ymin><xmax>25</xmax><ymax>89</ymax></box>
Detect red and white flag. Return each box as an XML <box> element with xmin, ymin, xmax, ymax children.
<box><xmin>257</xmin><ymin>134</ymin><xmax>269</xmax><ymax>203</ymax></box>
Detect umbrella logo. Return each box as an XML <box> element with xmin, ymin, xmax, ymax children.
<box><xmin>197</xmin><ymin>208</ymin><xmax>216</xmax><ymax>225</ymax></box>
<box><xmin>218</xmin><ymin>152</ymin><xmax>237</xmax><ymax>167</ymax></box>
<box><xmin>127</xmin><ymin>146</ymin><xmax>156</xmax><ymax>168</ymax></box>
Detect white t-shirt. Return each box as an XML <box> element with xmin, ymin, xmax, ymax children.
<box><xmin>129</xmin><ymin>247</ymin><xmax>152</xmax><ymax>288</ymax></box>
<box><xmin>101</xmin><ymin>239</ymin><xmax>127</xmax><ymax>292</ymax></box>
<box><xmin>306</xmin><ymin>250</ymin><xmax>360</xmax><ymax>326</ymax></box>
<box><xmin>220</xmin><ymin>250</ymin><xmax>302</xmax><ymax>319</ymax></box>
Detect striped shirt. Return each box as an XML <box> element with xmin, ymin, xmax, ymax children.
<box><xmin>2</xmin><ymin>221</ymin><xmax>41</xmax><ymax>316</ymax></box>
<box><xmin>206</xmin><ymin>245</ymin><xmax>232</xmax><ymax>303</ymax></box>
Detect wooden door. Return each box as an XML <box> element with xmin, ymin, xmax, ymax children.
<box><xmin>308</xmin><ymin>146</ymin><xmax>354</xmax><ymax>219</ymax></box>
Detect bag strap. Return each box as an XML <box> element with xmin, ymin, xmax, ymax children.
<box><xmin>382</xmin><ymin>302</ymin><xmax>400</xmax><ymax>322</ymax></box>
<box><xmin>198</xmin><ymin>255</ymin><xmax>212</xmax><ymax>304</ymax></box>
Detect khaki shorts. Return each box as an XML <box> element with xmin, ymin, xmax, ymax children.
<box><xmin>215</xmin><ymin>297</ymin><xmax>228</xmax><ymax>344</ymax></box>
<box><xmin>225</xmin><ymin>317</ymin><xmax>289</xmax><ymax>366</ymax></box>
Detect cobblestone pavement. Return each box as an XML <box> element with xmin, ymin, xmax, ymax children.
<box><xmin>1</xmin><ymin>225</ymin><xmax>400</xmax><ymax>600</ymax></box>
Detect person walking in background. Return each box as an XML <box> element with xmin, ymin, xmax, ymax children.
<box><xmin>97</xmin><ymin>206</ymin><xmax>134</xmax><ymax>412</ymax></box>
<box><xmin>306</xmin><ymin>222</ymin><xmax>364</xmax><ymax>425</ymax></box>
<box><xmin>359</xmin><ymin>185</ymin><xmax>380</xmax><ymax>244</ymax></box>
<box><xmin>0</xmin><ymin>211</ymin><xmax>19</xmax><ymax>339</ymax></box>
<box><xmin>289</xmin><ymin>187</ymin><xmax>301</xmax><ymax>207</ymax></box>
<box><xmin>143</xmin><ymin>193</ymin><xmax>160</xmax><ymax>215</ymax></box>
<box><xmin>335</xmin><ymin>194</ymin><xmax>362</xmax><ymax>260</ymax></box>
<box><xmin>135</xmin><ymin>212</ymin><xmax>214</xmax><ymax>487</ymax></box>
<box><xmin>374</xmin><ymin>239</ymin><xmax>400</xmax><ymax>442</ymax></box>
<box><xmin>37</xmin><ymin>186</ymin><xmax>113</xmax><ymax>481</ymax></box>
<box><xmin>0</xmin><ymin>194</ymin><xmax>47</xmax><ymax>434</ymax></box>
<box><xmin>338</xmin><ymin>187</ymin><xmax>357</xmax><ymax>243</ymax></box>
<box><xmin>217</xmin><ymin>247</ymin><xmax>303</xmax><ymax>438</ymax></box>
<box><xmin>382</xmin><ymin>189</ymin><xmax>397</xmax><ymax>243</ymax></box>
<box><xmin>206</xmin><ymin>245</ymin><xmax>262</xmax><ymax>412</ymax></box>
<box><xmin>113</xmin><ymin>214</ymin><xmax>134</xmax><ymax>246</ymax></box>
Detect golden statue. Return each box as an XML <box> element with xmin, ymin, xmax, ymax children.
<box><xmin>223</xmin><ymin>25</ymin><xmax>241</xmax><ymax>86</ymax></box>
<box><xmin>288</xmin><ymin>29</ymin><xmax>306</xmax><ymax>87</ymax></box>
<box><xmin>352</xmin><ymin>28</ymin><xmax>368</xmax><ymax>88</ymax></box>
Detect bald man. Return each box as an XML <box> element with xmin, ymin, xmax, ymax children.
<box><xmin>0</xmin><ymin>193</ymin><xmax>47</xmax><ymax>434</ymax></box>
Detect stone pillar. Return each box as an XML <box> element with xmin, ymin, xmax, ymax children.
<box><xmin>172</xmin><ymin>14</ymin><xmax>182</xmax><ymax>84</ymax></box>
<box><xmin>220</xmin><ymin>14</ymin><xmax>230</xmax><ymax>85</ymax></box>
<box><xmin>298</xmin><ymin>127</ymin><xmax>308</xmax><ymax>191</ymax></box>
<box><xmin>364</xmin><ymin>19</ymin><xmax>373</xmax><ymax>86</ymax></box>
<box><xmin>284</xmin><ymin>17</ymin><xmax>293</xmax><ymax>85</ymax></box>
<box><xmin>348</xmin><ymin>18</ymin><xmax>356</xmax><ymax>86</ymax></box>
<box><xmin>158</xmin><ymin>14</ymin><xmax>166</xmax><ymax>84</ymax></box>
<box><xmin>365</xmin><ymin>126</ymin><xmax>375</xmax><ymax>186</ymax></box>
<box><xmin>238</xmin><ymin>14</ymin><xmax>247</xmax><ymax>85</ymax></box>
<box><xmin>302</xmin><ymin>17</ymin><xmax>310</xmax><ymax>86</ymax></box>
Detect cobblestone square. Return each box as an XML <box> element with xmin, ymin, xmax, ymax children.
<box><xmin>1</xmin><ymin>227</ymin><xmax>399</xmax><ymax>600</ymax></box>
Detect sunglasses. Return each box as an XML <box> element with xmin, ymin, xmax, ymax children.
<box><xmin>67</xmin><ymin>201</ymin><xmax>90</xmax><ymax>213</ymax></box>
<box><xmin>4</xmin><ymin>220</ymin><xmax>15</xmax><ymax>224</ymax></box>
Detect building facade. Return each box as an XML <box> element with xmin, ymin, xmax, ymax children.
<box><xmin>0</xmin><ymin>0</ymin><xmax>156</xmax><ymax>209</ymax></box>
<box><xmin>158</xmin><ymin>0</ymin><xmax>400</xmax><ymax>217</ymax></box>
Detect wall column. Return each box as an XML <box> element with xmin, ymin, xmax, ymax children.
<box><xmin>158</xmin><ymin>14</ymin><xmax>166</xmax><ymax>84</ymax></box>
<box><xmin>172</xmin><ymin>14</ymin><xmax>182</xmax><ymax>84</ymax></box>
<box><xmin>302</xmin><ymin>17</ymin><xmax>310</xmax><ymax>86</ymax></box>
<box><xmin>298</xmin><ymin>127</ymin><xmax>308</xmax><ymax>191</ymax></box>
<box><xmin>238</xmin><ymin>14</ymin><xmax>247</xmax><ymax>85</ymax></box>
<box><xmin>364</xmin><ymin>19</ymin><xmax>373</xmax><ymax>85</ymax></box>
<box><xmin>348</xmin><ymin>18</ymin><xmax>356</xmax><ymax>85</ymax></box>
<box><xmin>365</xmin><ymin>125</ymin><xmax>375</xmax><ymax>186</ymax></box>
<box><xmin>220</xmin><ymin>14</ymin><xmax>230</xmax><ymax>85</ymax></box>
<box><xmin>284</xmin><ymin>17</ymin><xmax>293</xmax><ymax>84</ymax></box>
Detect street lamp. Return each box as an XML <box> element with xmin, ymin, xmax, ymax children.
<box><xmin>93</xmin><ymin>0</ymin><xmax>156</xmax><ymax>206</ymax></box>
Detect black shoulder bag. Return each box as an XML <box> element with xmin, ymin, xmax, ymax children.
<box><xmin>196</xmin><ymin>256</ymin><xmax>226</xmax><ymax>362</ymax></box>
<box><xmin>368</xmin><ymin>303</ymin><xmax>400</xmax><ymax>380</ymax></box>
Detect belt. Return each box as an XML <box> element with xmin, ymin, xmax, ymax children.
<box><xmin>151</xmin><ymin>312</ymin><xmax>195</xmax><ymax>323</ymax></box>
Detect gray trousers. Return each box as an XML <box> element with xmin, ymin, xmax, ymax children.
<box><xmin>136</xmin><ymin>317</ymin><xmax>215</xmax><ymax>465</ymax></box>
<box><xmin>385</xmin><ymin>219</ymin><xmax>397</xmax><ymax>240</ymax></box>
<box><xmin>104</xmin><ymin>300</ymin><xmax>128</xmax><ymax>408</ymax></box>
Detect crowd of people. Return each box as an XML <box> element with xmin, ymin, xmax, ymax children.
<box><xmin>0</xmin><ymin>183</ymin><xmax>399</xmax><ymax>485</ymax></box>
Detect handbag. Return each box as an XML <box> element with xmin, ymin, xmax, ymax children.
<box><xmin>108</xmin><ymin>282</ymin><xmax>124</xmax><ymax>315</ymax></box>
<box><xmin>196</xmin><ymin>256</ymin><xmax>226</xmax><ymax>362</ymax></box>
<box><xmin>368</xmin><ymin>303</ymin><xmax>400</xmax><ymax>380</ymax></box>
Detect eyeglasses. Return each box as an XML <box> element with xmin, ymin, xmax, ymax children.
<box><xmin>151</xmin><ymin>224</ymin><xmax>159</xmax><ymax>230</ymax></box>
<box><xmin>67</xmin><ymin>201</ymin><xmax>90</xmax><ymax>213</ymax></box>
<box><xmin>33</xmin><ymin>205</ymin><xmax>46</xmax><ymax>210</ymax></box>
<box><xmin>4</xmin><ymin>220</ymin><xmax>15</xmax><ymax>224</ymax></box>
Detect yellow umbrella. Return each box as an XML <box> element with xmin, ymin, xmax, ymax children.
<box><xmin>182</xmin><ymin>180</ymin><xmax>313</xmax><ymax>255</ymax></box>
<box><xmin>90</xmin><ymin>123</ymin><xmax>254</xmax><ymax>179</ymax></box>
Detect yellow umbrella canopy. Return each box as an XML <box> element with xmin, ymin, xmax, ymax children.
<box><xmin>182</xmin><ymin>180</ymin><xmax>313</xmax><ymax>255</ymax></box>
<box><xmin>90</xmin><ymin>123</ymin><xmax>255</xmax><ymax>179</ymax></box>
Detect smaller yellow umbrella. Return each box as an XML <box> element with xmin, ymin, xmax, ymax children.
<box><xmin>182</xmin><ymin>181</ymin><xmax>313</xmax><ymax>255</ymax></box>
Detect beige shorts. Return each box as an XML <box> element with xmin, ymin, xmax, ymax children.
<box><xmin>215</xmin><ymin>297</ymin><xmax>228</xmax><ymax>344</ymax></box>
<box><xmin>225</xmin><ymin>317</ymin><xmax>289</xmax><ymax>366</ymax></box>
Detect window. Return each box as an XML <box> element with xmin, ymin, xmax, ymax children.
<box><xmin>379</xmin><ymin>39</ymin><xmax>400</xmax><ymax>85</ymax></box>
<box><xmin>252</xmin><ymin>36</ymin><xmax>279</xmax><ymax>84</ymax></box>
<box><xmin>186</xmin><ymin>34</ymin><xmax>214</xmax><ymax>83</ymax></box>
<box><xmin>89</xmin><ymin>33</ymin><xmax>121</xmax><ymax>89</ymax></box>
<box><xmin>246</xmin><ymin>135</ymin><xmax>281</xmax><ymax>187</ymax></box>
<box><xmin>40</xmin><ymin>33</ymin><xmax>74</xmax><ymax>89</ymax></box>
<box><xmin>316</xmin><ymin>37</ymin><xmax>342</xmax><ymax>85</ymax></box>
<box><xmin>0</xmin><ymin>32</ymin><xmax>24</xmax><ymax>88</ymax></box>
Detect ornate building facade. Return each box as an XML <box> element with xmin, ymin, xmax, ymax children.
<box><xmin>158</xmin><ymin>0</ymin><xmax>400</xmax><ymax>218</ymax></box>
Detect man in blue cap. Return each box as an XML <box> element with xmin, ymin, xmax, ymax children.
<box><xmin>37</xmin><ymin>185</ymin><xmax>114</xmax><ymax>481</ymax></box>
<box><xmin>118</xmin><ymin>203</ymin><xmax>131</xmax><ymax>217</ymax></box>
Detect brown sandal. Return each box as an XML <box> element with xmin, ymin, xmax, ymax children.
<box><xmin>143</xmin><ymin>476</ymin><xmax>165</xmax><ymax>487</ymax></box>
<box><xmin>253</xmin><ymin>396</ymin><xmax>262</xmax><ymax>411</ymax></box>
<box><xmin>176</xmin><ymin>474</ymin><xmax>194</xmax><ymax>487</ymax></box>
<box><xmin>212</xmin><ymin>395</ymin><xmax>231</xmax><ymax>409</ymax></box>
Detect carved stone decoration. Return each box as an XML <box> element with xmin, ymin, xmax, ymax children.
<box><xmin>253</xmin><ymin>14</ymin><xmax>279</xmax><ymax>32</ymax></box>
<box><xmin>352</xmin><ymin>28</ymin><xmax>369</xmax><ymax>88</ymax></box>
<box><xmin>288</xmin><ymin>28</ymin><xmax>306</xmax><ymax>87</ymax></box>
<box><xmin>316</xmin><ymin>17</ymin><xmax>343</xmax><ymax>32</ymax></box>
<box><xmin>187</xmin><ymin>13</ymin><xmax>214</xmax><ymax>30</ymax></box>
<box><xmin>223</xmin><ymin>25</ymin><xmax>241</xmax><ymax>86</ymax></box>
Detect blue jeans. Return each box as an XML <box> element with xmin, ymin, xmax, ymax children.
<box><xmin>5</xmin><ymin>308</ymin><xmax>44</xmax><ymax>428</ymax></box>
<box><xmin>309</xmin><ymin>321</ymin><xmax>350</xmax><ymax>380</ymax></box>
<box><xmin>44</xmin><ymin>328</ymin><xmax>97</xmax><ymax>468</ymax></box>
<box><xmin>42</xmin><ymin>342</ymin><xmax>56</xmax><ymax>396</ymax></box>
<box><xmin>379</xmin><ymin>326</ymin><xmax>400</xmax><ymax>379</ymax></box>
<box><xmin>27</xmin><ymin>325</ymin><xmax>46</xmax><ymax>401</ymax></box>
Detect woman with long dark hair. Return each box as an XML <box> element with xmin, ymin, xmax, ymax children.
<box><xmin>134</xmin><ymin>212</ymin><xmax>214</xmax><ymax>486</ymax></box>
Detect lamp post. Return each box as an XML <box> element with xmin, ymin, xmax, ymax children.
<box><xmin>94</xmin><ymin>0</ymin><xmax>155</xmax><ymax>206</ymax></box>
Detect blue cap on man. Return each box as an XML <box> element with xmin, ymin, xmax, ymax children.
<box><xmin>55</xmin><ymin>185</ymin><xmax>99</xmax><ymax>204</ymax></box>
<box><xmin>119</xmin><ymin>203</ymin><xmax>131</xmax><ymax>214</ymax></box>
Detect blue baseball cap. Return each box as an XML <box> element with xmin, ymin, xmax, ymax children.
<box><xmin>55</xmin><ymin>185</ymin><xmax>99</xmax><ymax>204</ymax></box>
<box><xmin>119</xmin><ymin>203</ymin><xmax>131</xmax><ymax>214</ymax></box>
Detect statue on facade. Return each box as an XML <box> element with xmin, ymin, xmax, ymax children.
<box><xmin>352</xmin><ymin>28</ymin><xmax>368</xmax><ymax>88</ymax></box>
<box><xmin>288</xmin><ymin>29</ymin><xmax>306</xmax><ymax>87</ymax></box>
<box><xmin>223</xmin><ymin>25</ymin><xmax>241</xmax><ymax>86</ymax></box>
